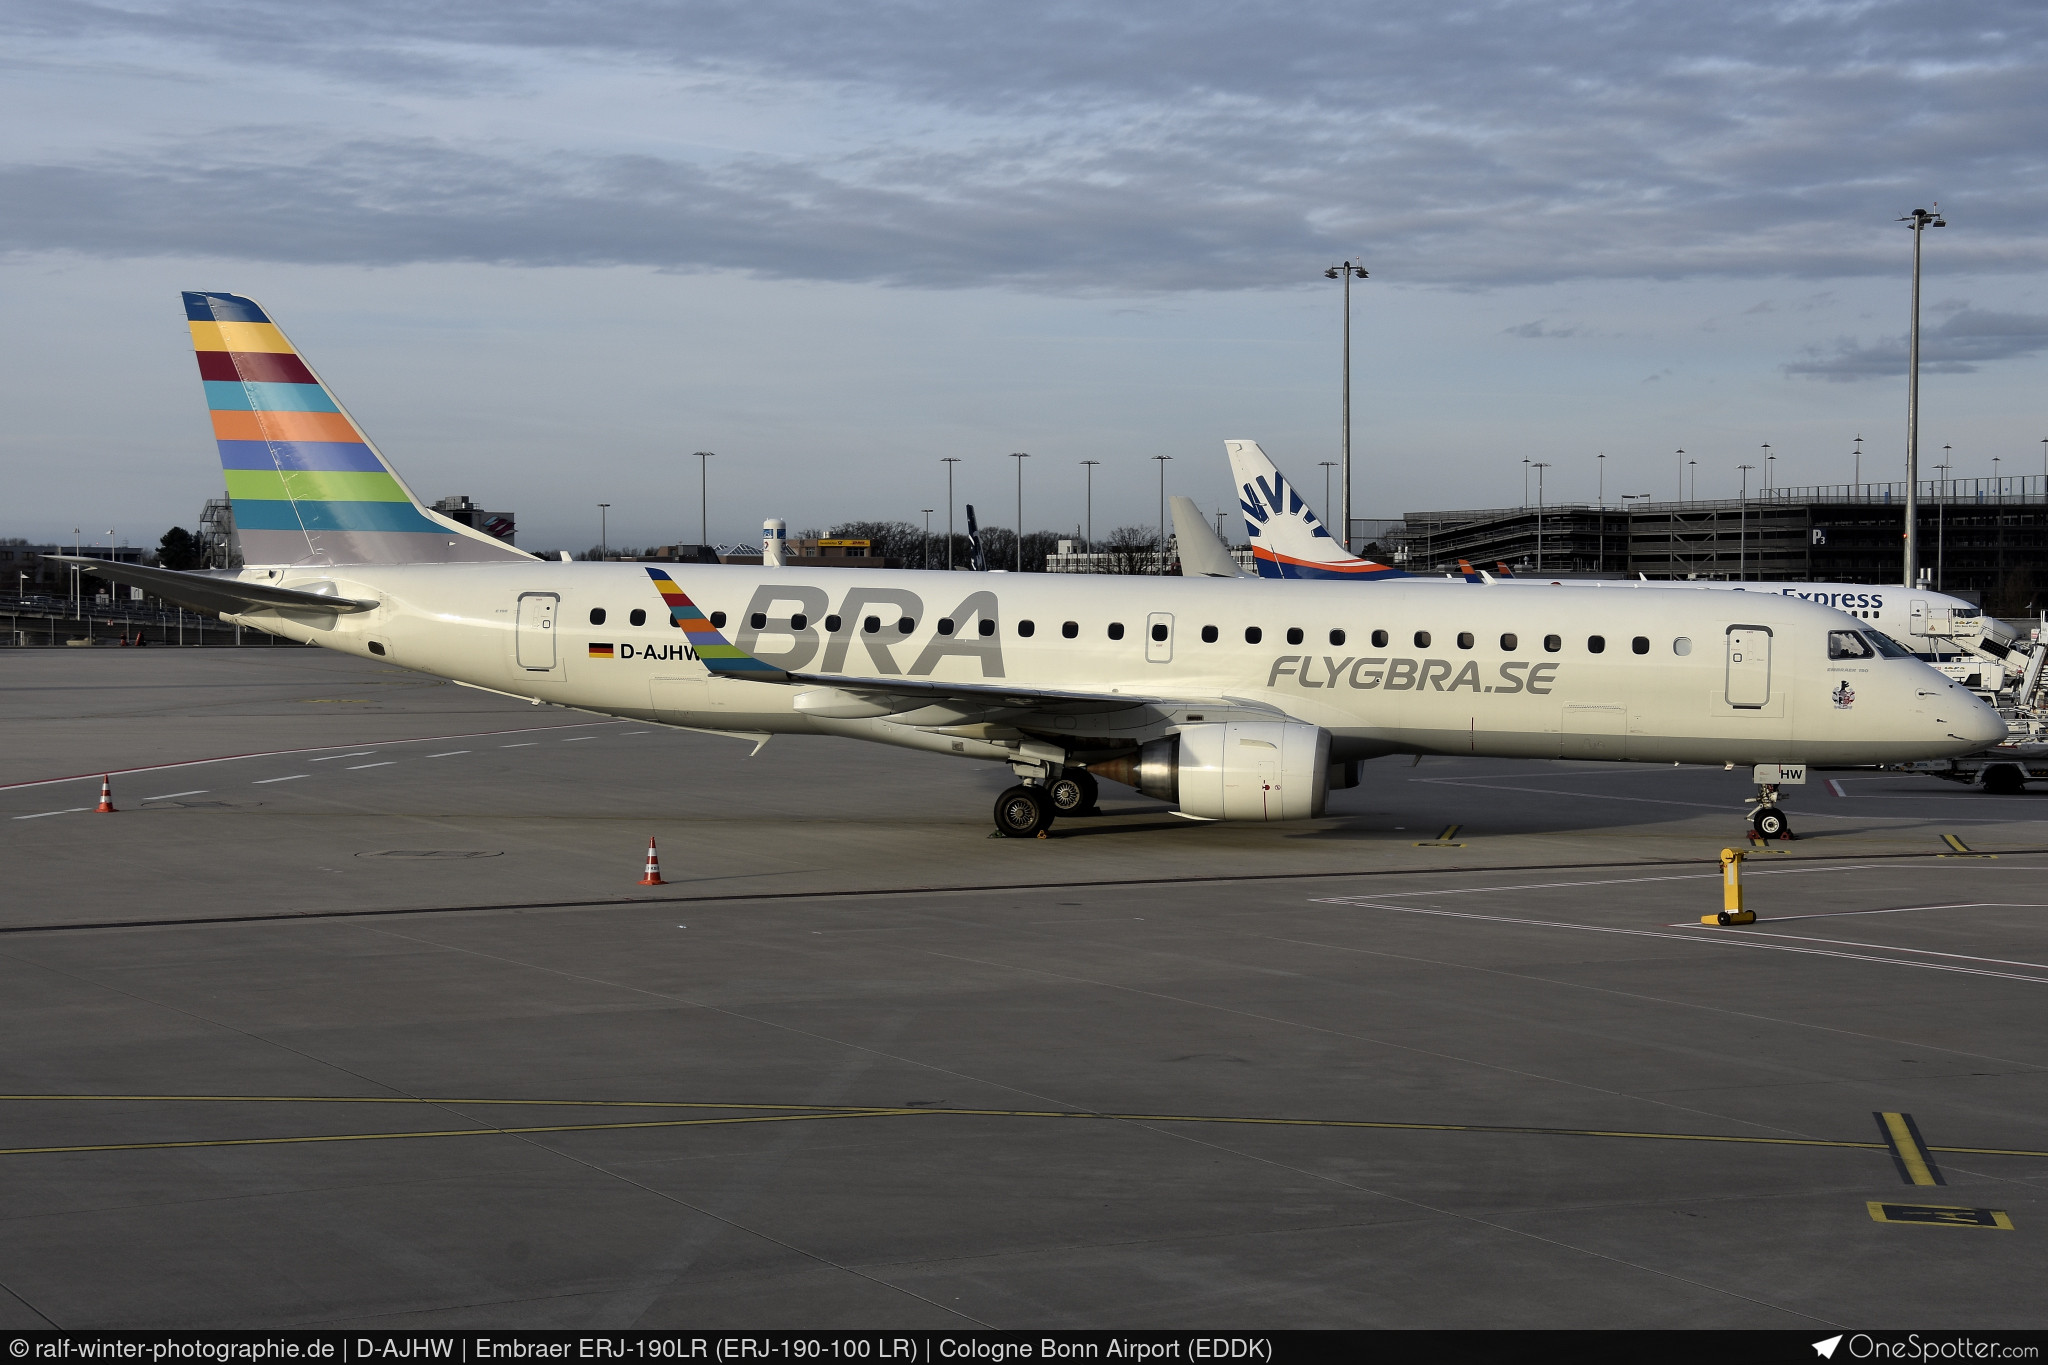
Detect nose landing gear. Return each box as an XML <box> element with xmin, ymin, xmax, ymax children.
<box><xmin>1747</xmin><ymin>783</ymin><xmax>1796</xmax><ymax>842</ymax></box>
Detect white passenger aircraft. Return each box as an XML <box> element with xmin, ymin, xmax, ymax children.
<box><xmin>56</xmin><ymin>293</ymin><xmax>2005</xmax><ymax>840</ymax></box>
<box><xmin>1227</xmin><ymin>440</ymin><xmax>1983</xmax><ymax>652</ymax></box>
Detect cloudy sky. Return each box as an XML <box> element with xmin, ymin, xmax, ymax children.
<box><xmin>5</xmin><ymin>0</ymin><xmax>2045</xmax><ymax>552</ymax></box>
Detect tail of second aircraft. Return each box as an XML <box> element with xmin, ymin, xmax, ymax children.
<box><xmin>1224</xmin><ymin>440</ymin><xmax>1408</xmax><ymax>580</ymax></box>
<box><xmin>184</xmin><ymin>291</ymin><xmax>532</xmax><ymax>567</ymax></box>
<box><xmin>964</xmin><ymin>504</ymin><xmax>989</xmax><ymax>571</ymax></box>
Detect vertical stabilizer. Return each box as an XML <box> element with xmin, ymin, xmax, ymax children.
<box><xmin>1224</xmin><ymin>439</ymin><xmax>1407</xmax><ymax>580</ymax></box>
<box><xmin>184</xmin><ymin>291</ymin><xmax>533</xmax><ymax>566</ymax></box>
<box><xmin>964</xmin><ymin>504</ymin><xmax>989</xmax><ymax>571</ymax></box>
<box><xmin>1169</xmin><ymin>496</ymin><xmax>1246</xmax><ymax>577</ymax></box>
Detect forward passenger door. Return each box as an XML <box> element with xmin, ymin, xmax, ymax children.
<box><xmin>1725</xmin><ymin>625</ymin><xmax>1772</xmax><ymax>708</ymax></box>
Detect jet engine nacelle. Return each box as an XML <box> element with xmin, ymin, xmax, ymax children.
<box><xmin>1091</xmin><ymin>719</ymin><xmax>1330</xmax><ymax>821</ymax></box>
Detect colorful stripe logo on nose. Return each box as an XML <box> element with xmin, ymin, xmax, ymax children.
<box><xmin>645</xmin><ymin>569</ymin><xmax>786</xmax><ymax>680</ymax></box>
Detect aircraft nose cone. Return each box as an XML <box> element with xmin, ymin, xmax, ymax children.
<box><xmin>1959</xmin><ymin>695</ymin><xmax>2010</xmax><ymax>748</ymax></box>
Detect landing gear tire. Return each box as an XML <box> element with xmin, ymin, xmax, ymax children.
<box><xmin>994</xmin><ymin>785</ymin><xmax>1054</xmax><ymax>838</ymax></box>
<box><xmin>1047</xmin><ymin>771</ymin><xmax>1098</xmax><ymax>817</ymax></box>
<box><xmin>1752</xmin><ymin>809</ymin><xmax>1790</xmax><ymax>841</ymax></box>
<box><xmin>1983</xmin><ymin>766</ymin><xmax>2026</xmax><ymax>796</ymax></box>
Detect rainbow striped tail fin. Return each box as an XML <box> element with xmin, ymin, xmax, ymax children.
<box><xmin>645</xmin><ymin>568</ymin><xmax>788</xmax><ymax>681</ymax></box>
<box><xmin>185</xmin><ymin>292</ymin><xmax>532</xmax><ymax>567</ymax></box>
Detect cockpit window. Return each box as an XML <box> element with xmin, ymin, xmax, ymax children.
<box><xmin>1865</xmin><ymin>629</ymin><xmax>1916</xmax><ymax>658</ymax></box>
<box><xmin>1827</xmin><ymin>630</ymin><xmax>1874</xmax><ymax>660</ymax></box>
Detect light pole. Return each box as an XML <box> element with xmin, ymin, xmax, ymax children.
<box><xmin>1675</xmin><ymin>450</ymin><xmax>1684</xmax><ymax>501</ymax></box>
<box><xmin>597</xmin><ymin>503</ymin><xmax>609</xmax><ymax>559</ymax></box>
<box><xmin>1318</xmin><ymin>461</ymin><xmax>1338</xmax><ymax>520</ymax></box>
<box><xmin>1762</xmin><ymin>444</ymin><xmax>1775</xmax><ymax>491</ymax></box>
<box><xmin>1153</xmin><ymin>454</ymin><xmax>1172</xmax><ymax>570</ymax></box>
<box><xmin>1936</xmin><ymin>450</ymin><xmax>1951</xmax><ymax>590</ymax></box>
<box><xmin>1853</xmin><ymin>434</ymin><xmax>1863</xmax><ymax>490</ymax></box>
<box><xmin>921</xmin><ymin>509</ymin><xmax>933</xmax><ymax>570</ymax></box>
<box><xmin>693</xmin><ymin>451</ymin><xmax>714</xmax><ymax>549</ymax></box>
<box><xmin>1532</xmin><ymin>463</ymin><xmax>1551</xmax><ymax>572</ymax></box>
<box><xmin>1523</xmin><ymin>456</ymin><xmax>1531</xmax><ymax>508</ymax></box>
<box><xmin>1080</xmin><ymin>460</ymin><xmax>1100</xmax><ymax>553</ymax></box>
<box><xmin>1688</xmin><ymin>459</ymin><xmax>1697</xmax><ymax>501</ymax></box>
<box><xmin>1901</xmin><ymin>204</ymin><xmax>1946</xmax><ymax>585</ymax></box>
<box><xmin>1596</xmin><ymin>451</ymin><xmax>1605</xmax><ymax>508</ymax></box>
<box><xmin>942</xmin><ymin>457</ymin><xmax>961</xmax><ymax>570</ymax></box>
<box><xmin>1736</xmin><ymin>465</ymin><xmax>1755</xmax><ymax>579</ymax></box>
<box><xmin>1010</xmin><ymin>452</ymin><xmax>1029</xmax><ymax>572</ymax></box>
<box><xmin>1324</xmin><ymin>259</ymin><xmax>1368</xmax><ymax>552</ymax></box>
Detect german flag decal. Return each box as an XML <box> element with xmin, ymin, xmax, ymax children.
<box><xmin>588</xmin><ymin>643</ymin><xmax>615</xmax><ymax>658</ymax></box>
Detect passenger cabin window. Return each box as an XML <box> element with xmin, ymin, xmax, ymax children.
<box><xmin>863</xmin><ymin>616</ymin><xmax>880</xmax><ymax>633</ymax></box>
<box><xmin>1201</xmin><ymin>625</ymin><xmax>1218</xmax><ymax>643</ymax></box>
<box><xmin>1286</xmin><ymin>627</ymin><xmax>1304</xmax><ymax>645</ymax></box>
<box><xmin>826</xmin><ymin>615</ymin><xmax>842</xmax><ymax>632</ymax></box>
<box><xmin>1543</xmin><ymin>634</ymin><xmax>1561</xmax><ymax>652</ymax></box>
<box><xmin>1372</xmin><ymin>630</ymin><xmax>1388</xmax><ymax>647</ymax></box>
<box><xmin>1151</xmin><ymin>622</ymin><xmax>1168</xmax><ymax>642</ymax></box>
<box><xmin>1414</xmin><ymin>630</ymin><xmax>1431</xmax><ymax>648</ymax></box>
<box><xmin>1245</xmin><ymin>626</ymin><xmax>1263</xmax><ymax>644</ymax></box>
<box><xmin>1588</xmin><ymin>635</ymin><xmax>1606</xmax><ymax>654</ymax></box>
<box><xmin>1631</xmin><ymin>636</ymin><xmax>1648</xmax><ymax>654</ymax></box>
<box><xmin>710</xmin><ymin>611</ymin><xmax>726</xmax><ymax>629</ymax></box>
<box><xmin>629</xmin><ymin>609</ymin><xmax>647</xmax><ymax>627</ymax></box>
<box><xmin>978</xmin><ymin>619</ymin><xmax>995</xmax><ymax>637</ymax></box>
<box><xmin>1828</xmin><ymin>630</ymin><xmax>1876</xmax><ymax>660</ymax></box>
<box><xmin>1018</xmin><ymin>620</ymin><xmax>1036</xmax><ymax>637</ymax></box>
<box><xmin>1108</xmin><ymin>622</ymin><xmax>1125</xmax><ymax>640</ymax></box>
<box><xmin>589</xmin><ymin>608</ymin><xmax>606</xmax><ymax>625</ymax></box>
<box><xmin>899</xmin><ymin>617</ymin><xmax>915</xmax><ymax>633</ymax></box>
<box><xmin>937</xmin><ymin>618</ymin><xmax>954</xmax><ymax>635</ymax></box>
<box><xmin>787</xmin><ymin>613</ymin><xmax>803</xmax><ymax>631</ymax></box>
<box><xmin>1456</xmin><ymin>632</ymin><xmax>1474</xmax><ymax>649</ymax></box>
<box><xmin>1062</xmin><ymin>621</ymin><xmax>1078</xmax><ymax>638</ymax></box>
<box><xmin>750</xmin><ymin>613</ymin><xmax>767</xmax><ymax>629</ymax></box>
<box><xmin>1500</xmin><ymin>633</ymin><xmax>1518</xmax><ymax>650</ymax></box>
<box><xmin>1329</xmin><ymin>629</ymin><xmax>1346</xmax><ymax>646</ymax></box>
<box><xmin>1673</xmin><ymin>637</ymin><xmax>1692</xmax><ymax>656</ymax></box>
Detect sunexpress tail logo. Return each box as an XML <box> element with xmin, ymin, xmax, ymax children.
<box><xmin>1267</xmin><ymin>654</ymin><xmax>1561</xmax><ymax>694</ymax></box>
<box><xmin>1238</xmin><ymin>473</ymin><xmax>1333</xmax><ymax>542</ymax></box>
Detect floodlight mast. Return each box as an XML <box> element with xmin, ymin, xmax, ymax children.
<box><xmin>1901</xmin><ymin>205</ymin><xmax>1945</xmax><ymax>586</ymax></box>
<box><xmin>1324</xmin><ymin>260</ymin><xmax>1368</xmax><ymax>553</ymax></box>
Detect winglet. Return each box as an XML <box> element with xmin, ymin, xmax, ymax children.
<box><xmin>645</xmin><ymin>568</ymin><xmax>788</xmax><ymax>682</ymax></box>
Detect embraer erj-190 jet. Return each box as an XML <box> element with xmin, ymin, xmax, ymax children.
<box><xmin>57</xmin><ymin>294</ymin><xmax>2004</xmax><ymax>840</ymax></box>
<box><xmin>1227</xmin><ymin>439</ymin><xmax>1981</xmax><ymax>652</ymax></box>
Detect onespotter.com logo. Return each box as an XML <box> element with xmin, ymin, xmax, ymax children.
<box><xmin>1816</xmin><ymin>1335</ymin><xmax>2040</xmax><ymax>1360</ymax></box>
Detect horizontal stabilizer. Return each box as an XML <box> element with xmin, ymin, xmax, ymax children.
<box><xmin>46</xmin><ymin>555</ymin><xmax>379</xmax><ymax>616</ymax></box>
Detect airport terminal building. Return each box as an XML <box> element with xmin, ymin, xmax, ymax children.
<box><xmin>1369</xmin><ymin>477</ymin><xmax>2048</xmax><ymax>611</ymax></box>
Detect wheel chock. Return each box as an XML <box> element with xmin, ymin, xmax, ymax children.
<box><xmin>1705</xmin><ymin>910</ymin><xmax>1757</xmax><ymax>926</ymax></box>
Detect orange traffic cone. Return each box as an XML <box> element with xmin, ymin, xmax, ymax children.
<box><xmin>637</xmin><ymin>836</ymin><xmax>665</xmax><ymax>886</ymax></box>
<box><xmin>95</xmin><ymin>775</ymin><xmax>117</xmax><ymax>813</ymax></box>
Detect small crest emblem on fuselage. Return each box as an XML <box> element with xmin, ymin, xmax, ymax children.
<box><xmin>1833</xmin><ymin>680</ymin><xmax>1856</xmax><ymax>710</ymax></box>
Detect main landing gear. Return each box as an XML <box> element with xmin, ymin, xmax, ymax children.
<box><xmin>1046</xmin><ymin>770</ymin><xmax>1099</xmax><ymax>818</ymax></box>
<box><xmin>993</xmin><ymin>785</ymin><xmax>1054</xmax><ymax>838</ymax></box>
<box><xmin>1747</xmin><ymin>783</ymin><xmax>1796</xmax><ymax>842</ymax></box>
<box><xmin>993</xmin><ymin>768</ymin><xmax>1097</xmax><ymax>838</ymax></box>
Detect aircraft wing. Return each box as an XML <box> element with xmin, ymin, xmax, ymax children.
<box><xmin>45</xmin><ymin>555</ymin><xmax>380</xmax><ymax>615</ymax></box>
